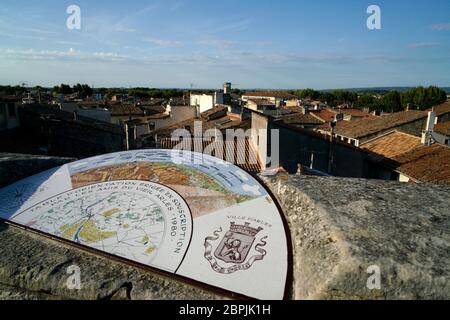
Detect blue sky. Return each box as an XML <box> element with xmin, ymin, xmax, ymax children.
<box><xmin>0</xmin><ymin>0</ymin><xmax>449</xmax><ymax>89</ymax></box>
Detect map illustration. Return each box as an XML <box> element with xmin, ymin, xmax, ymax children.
<box><xmin>71</xmin><ymin>162</ymin><xmax>254</xmax><ymax>218</ymax></box>
<box><xmin>11</xmin><ymin>180</ymin><xmax>192</xmax><ymax>272</ymax></box>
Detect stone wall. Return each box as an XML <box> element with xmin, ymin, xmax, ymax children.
<box><xmin>0</xmin><ymin>153</ymin><xmax>75</xmax><ymax>188</ymax></box>
<box><xmin>0</xmin><ymin>154</ymin><xmax>449</xmax><ymax>299</ymax></box>
<box><xmin>268</xmin><ymin>120</ymin><xmax>373</xmax><ymax>178</ymax></box>
<box><xmin>261</xmin><ymin>174</ymin><xmax>450</xmax><ymax>299</ymax></box>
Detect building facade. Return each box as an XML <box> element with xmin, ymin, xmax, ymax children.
<box><xmin>0</xmin><ymin>98</ymin><xmax>20</xmax><ymax>131</ymax></box>
<box><xmin>190</xmin><ymin>92</ymin><xmax>224</xmax><ymax>113</ymax></box>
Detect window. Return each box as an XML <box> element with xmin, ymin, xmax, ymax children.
<box><xmin>7</xmin><ymin>103</ymin><xmax>16</xmax><ymax>118</ymax></box>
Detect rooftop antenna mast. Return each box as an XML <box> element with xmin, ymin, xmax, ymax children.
<box><xmin>20</xmin><ymin>82</ymin><xmax>30</xmax><ymax>100</ymax></box>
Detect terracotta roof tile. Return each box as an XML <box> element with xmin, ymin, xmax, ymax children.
<box><xmin>338</xmin><ymin>108</ymin><xmax>376</xmax><ymax>119</ymax></box>
<box><xmin>430</xmin><ymin>102</ymin><xmax>450</xmax><ymax>117</ymax></box>
<box><xmin>362</xmin><ymin>130</ymin><xmax>450</xmax><ymax>184</ymax></box>
<box><xmin>277</xmin><ymin>112</ymin><xmax>324</xmax><ymax>125</ymax></box>
<box><xmin>201</xmin><ymin>105</ymin><xmax>228</xmax><ymax>120</ymax></box>
<box><xmin>395</xmin><ymin>144</ymin><xmax>450</xmax><ymax>184</ymax></box>
<box><xmin>158</xmin><ymin>137</ymin><xmax>261</xmax><ymax>173</ymax></box>
<box><xmin>335</xmin><ymin>110</ymin><xmax>427</xmax><ymax>139</ymax></box>
<box><xmin>361</xmin><ymin>131</ymin><xmax>421</xmax><ymax>159</ymax></box>
<box><xmin>111</xmin><ymin>104</ymin><xmax>144</xmax><ymax>116</ymax></box>
<box><xmin>310</xmin><ymin>109</ymin><xmax>337</xmax><ymax>122</ymax></box>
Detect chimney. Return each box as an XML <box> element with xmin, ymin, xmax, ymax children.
<box><xmin>425</xmin><ymin>111</ymin><xmax>436</xmax><ymax>132</ymax></box>
<box><xmin>301</xmin><ymin>106</ymin><xmax>307</xmax><ymax>115</ymax></box>
<box><xmin>195</xmin><ymin>105</ymin><xmax>200</xmax><ymax>118</ymax></box>
<box><xmin>421</xmin><ymin>111</ymin><xmax>436</xmax><ymax>145</ymax></box>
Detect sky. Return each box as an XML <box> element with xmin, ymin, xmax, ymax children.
<box><xmin>0</xmin><ymin>0</ymin><xmax>449</xmax><ymax>89</ymax></box>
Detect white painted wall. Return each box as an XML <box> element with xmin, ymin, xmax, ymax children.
<box><xmin>190</xmin><ymin>93</ymin><xmax>224</xmax><ymax>113</ymax></box>
<box><xmin>251</xmin><ymin>112</ymin><xmax>269</xmax><ymax>170</ymax></box>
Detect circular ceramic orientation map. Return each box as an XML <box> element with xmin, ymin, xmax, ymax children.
<box><xmin>0</xmin><ymin>150</ymin><xmax>290</xmax><ymax>300</ymax></box>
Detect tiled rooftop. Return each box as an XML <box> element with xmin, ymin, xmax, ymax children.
<box><xmin>247</xmin><ymin>99</ymin><xmax>275</xmax><ymax>105</ymax></box>
<box><xmin>310</xmin><ymin>109</ymin><xmax>338</xmax><ymax>122</ymax></box>
<box><xmin>338</xmin><ymin>108</ymin><xmax>376</xmax><ymax>119</ymax></box>
<box><xmin>334</xmin><ymin>110</ymin><xmax>427</xmax><ymax>139</ymax></box>
<box><xmin>361</xmin><ymin>131</ymin><xmax>421</xmax><ymax>159</ymax></box>
<box><xmin>158</xmin><ymin>137</ymin><xmax>261</xmax><ymax>173</ymax></box>
<box><xmin>395</xmin><ymin>144</ymin><xmax>450</xmax><ymax>184</ymax></box>
<box><xmin>201</xmin><ymin>105</ymin><xmax>228</xmax><ymax>120</ymax></box>
<box><xmin>276</xmin><ymin>112</ymin><xmax>324</xmax><ymax>125</ymax></box>
<box><xmin>430</xmin><ymin>102</ymin><xmax>450</xmax><ymax>117</ymax></box>
<box><xmin>111</xmin><ymin>104</ymin><xmax>144</xmax><ymax>116</ymax></box>
<box><xmin>362</xmin><ymin>130</ymin><xmax>450</xmax><ymax>184</ymax></box>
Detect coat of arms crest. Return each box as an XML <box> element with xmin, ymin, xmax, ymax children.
<box><xmin>204</xmin><ymin>222</ymin><xmax>268</xmax><ymax>274</ymax></box>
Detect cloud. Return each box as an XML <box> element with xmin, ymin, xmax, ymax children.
<box><xmin>1</xmin><ymin>44</ymin><xmax>445</xmax><ymax>72</ymax></box>
<box><xmin>169</xmin><ymin>1</ymin><xmax>185</xmax><ymax>11</ymax></box>
<box><xmin>0</xmin><ymin>48</ymin><xmax>129</xmax><ymax>62</ymax></box>
<box><xmin>0</xmin><ymin>48</ymin><xmax>78</xmax><ymax>60</ymax></box>
<box><xmin>255</xmin><ymin>40</ymin><xmax>273</xmax><ymax>46</ymax></box>
<box><xmin>93</xmin><ymin>51</ymin><xmax>128</xmax><ymax>61</ymax></box>
<box><xmin>55</xmin><ymin>40</ymin><xmax>84</xmax><ymax>46</ymax></box>
<box><xmin>114</xmin><ymin>24</ymin><xmax>136</xmax><ymax>33</ymax></box>
<box><xmin>210</xmin><ymin>19</ymin><xmax>251</xmax><ymax>33</ymax></box>
<box><xmin>0</xmin><ymin>30</ymin><xmax>45</xmax><ymax>41</ymax></box>
<box><xmin>135</xmin><ymin>4</ymin><xmax>159</xmax><ymax>17</ymax></box>
<box><xmin>142</xmin><ymin>38</ymin><xmax>182</xmax><ymax>47</ymax></box>
<box><xmin>431</xmin><ymin>23</ymin><xmax>450</xmax><ymax>31</ymax></box>
<box><xmin>409</xmin><ymin>42</ymin><xmax>441</xmax><ymax>48</ymax></box>
<box><xmin>198</xmin><ymin>39</ymin><xmax>237</xmax><ymax>49</ymax></box>
<box><xmin>26</xmin><ymin>28</ymin><xmax>58</xmax><ymax>35</ymax></box>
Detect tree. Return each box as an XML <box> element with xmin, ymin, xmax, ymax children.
<box><xmin>332</xmin><ymin>90</ymin><xmax>358</xmax><ymax>105</ymax></box>
<box><xmin>355</xmin><ymin>94</ymin><xmax>375</xmax><ymax>108</ymax></box>
<box><xmin>295</xmin><ymin>88</ymin><xmax>320</xmax><ymax>100</ymax></box>
<box><xmin>0</xmin><ymin>85</ymin><xmax>26</xmax><ymax>96</ymax></box>
<box><xmin>72</xmin><ymin>83</ymin><xmax>93</xmax><ymax>98</ymax></box>
<box><xmin>381</xmin><ymin>91</ymin><xmax>402</xmax><ymax>113</ymax></box>
<box><xmin>401</xmin><ymin>86</ymin><xmax>447</xmax><ymax>110</ymax></box>
<box><xmin>318</xmin><ymin>92</ymin><xmax>335</xmax><ymax>105</ymax></box>
<box><xmin>53</xmin><ymin>84</ymin><xmax>73</xmax><ymax>95</ymax></box>
<box><xmin>129</xmin><ymin>89</ymin><xmax>150</xmax><ymax>99</ymax></box>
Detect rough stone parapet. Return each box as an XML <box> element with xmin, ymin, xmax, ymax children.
<box><xmin>0</xmin><ymin>153</ymin><xmax>75</xmax><ymax>188</ymax></box>
<box><xmin>0</xmin><ymin>224</ymin><xmax>226</xmax><ymax>300</ymax></box>
<box><xmin>260</xmin><ymin>174</ymin><xmax>450</xmax><ymax>299</ymax></box>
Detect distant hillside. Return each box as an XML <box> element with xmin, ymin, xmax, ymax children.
<box><xmin>321</xmin><ymin>87</ymin><xmax>450</xmax><ymax>94</ymax></box>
